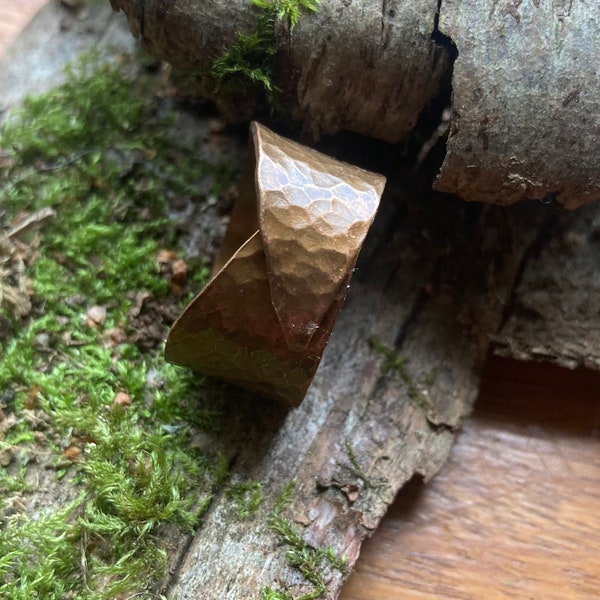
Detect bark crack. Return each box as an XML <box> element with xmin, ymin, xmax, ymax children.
<box><xmin>393</xmin><ymin>265</ymin><xmax>438</xmax><ymax>350</ymax></box>
<box><xmin>431</xmin><ymin>0</ymin><xmax>458</xmax><ymax>60</ymax></box>
<box><xmin>496</xmin><ymin>211</ymin><xmax>559</xmax><ymax>334</ymax></box>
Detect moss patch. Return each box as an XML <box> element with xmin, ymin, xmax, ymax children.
<box><xmin>225</xmin><ymin>480</ymin><xmax>264</xmax><ymax>520</ymax></box>
<box><xmin>368</xmin><ymin>336</ymin><xmax>434</xmax><ymax>412</ymax></box>
<box><xmin>209</xmin><ymin>0</ymin><xmax>321</xmax><ymax>107</ymax></box>
<box><xmin>0</xmin><ymin>52</ymin><xmax>229</xmax><ymax>598</ymax></box>
<box><xmin>261</xmin><ymin>481</ymin><xmax>348</xmax><ymax>600</ymax></box>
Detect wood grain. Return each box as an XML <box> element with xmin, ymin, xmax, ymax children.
<box><xmin>341</xmin><ymin>356</ymin><xmax>600</xmax><ymax>599</ymax></box>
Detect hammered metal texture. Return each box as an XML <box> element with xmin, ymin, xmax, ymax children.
<box><xmin>165</xmin><ymin>122</ymin><xmax>386</xmax><ymax>406</ymax></box>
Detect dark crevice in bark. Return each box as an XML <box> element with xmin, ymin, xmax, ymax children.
<box><xmin>496</xmin><ymin>211</ymin><xmax>561</xmax><ymax>334</ymax></box>
<box><xmin>393</xmin><ymin>278</ymin><xmax>434</xmax><ymax>349</ymax></box>
<box><xmin>431</xmin><ymin>0</ymin><xmax>458</xmax><ymax>60</ymax></box>
<box><xmin>160</xmin><ymin>533</ymin><xmax>196</xmax><ymax>594</ymax></box>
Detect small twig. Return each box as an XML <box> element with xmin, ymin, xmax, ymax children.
<box><xmin>1</xmin><ymin>150</ymin><xmax>97</xmax><ymax>199</ymax></box>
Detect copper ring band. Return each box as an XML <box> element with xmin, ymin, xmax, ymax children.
<box><xmin>165</xmin><ymin>122</ymin><xmax>386</xmax><ymax>406</ymax></box>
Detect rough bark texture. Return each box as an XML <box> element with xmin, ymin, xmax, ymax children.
<box><xmin>109</xmin><ymin>0</ymin><xmax>450</xmax><ymax>143</ymax></box>
<box><xmin>165</xmin><ymin>182</ymin><xmax>549</xmax><ymax>600</ymax></box>
<box><xmin>4</xmin><ymin>3</ymin><xmax>599</xmax><ymax>600</ymax></box>
<box><xmin>278</xmin><ymin>0</ymin><xmax>448</xmax><ymax>142</ymax></box>
<box><xmin>109</xmin><ymin>0</ymin><xmax>600</xmax><ymax>208</ymax></box>
<box><xmin>494</xmin><ymin>200</ymin><xmax>600</xmax><ymax>370</ymax></box>
<box><xmin>435</xmin><ymin>0</ymin><xmax>600</xmax><ymax>208</ymax></box>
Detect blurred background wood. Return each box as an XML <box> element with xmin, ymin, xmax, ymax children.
<box><xmin>0</xmin><ymin>0</ymin><xmax>45</xmax><ymax>55</ymax></box>
<box><xmin>341</xmin><ymin>355</ymin><xmax>600</xmax><ymax>599</ymax></box>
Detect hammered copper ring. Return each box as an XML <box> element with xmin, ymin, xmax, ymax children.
<box><xmin>165</xmin><ymin>122</ymin><xmax>386</xmax><ymax>406</ymax></box>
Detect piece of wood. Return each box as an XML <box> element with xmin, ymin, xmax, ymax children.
<box><xmin>435</xmin><ymin>1</ymin><xmax>600</xmax><ymax>208</ymax></box>
<box><xmin>494</xmin><ymin>201</ymin><xmax>600</xmax><ymax>370</ymax></box>
<box><xmin>109</xmin><ymin>0</ymin><xmax>450</xmax><ymax>143</ymax></box>
<box><xmin>164</xmin><ymin>183</ymin><xmax>548</xmax><ymax>599</ymax></box>
<box><xmin>110</xmin><ymin>0</ymin><xmax>600</xmax><ymax>208</ymax></box>
<box><xmin>341</xmin><ymin>355</ymin><xmax>600</xmax><ymax>599</ymax></box>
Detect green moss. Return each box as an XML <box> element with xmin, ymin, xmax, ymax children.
<box><xmin>368</xmin><ymin>336</ymin><xmax>434</xmax><ymax>412</ymax></box>
<box><xmin>274</xmin><ymin>478</ymin><xmax>297</xmax><ymax>515</ymax></box>
<box><xmin>225</xmin><ymin>481</ymin><xmax>264</xmax><ymax>519</ymax></box>
<box><xmin>209</xmin><ymin>0</ymin><xmax>320</xmax><ymax>106</ymax></box>
<box><xmin>0</xmin><ymin>52</ymin><xmax>230</xmax><ymax>598</ymax></box>
<box><xmin>343</xmin><ymin>439</ymin><xmax>372</xmax><ymax>488</ymax></box>
<box><xmin>261</xmin><ymin>480</ymin><xmax>348</xmax><ymax>600</ymax></box>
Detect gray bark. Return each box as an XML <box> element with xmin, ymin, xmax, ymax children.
<box><xmin>435</xmin><ymin>0</ymin><xmax>600</xmax><ymax>208</ymax></box>
<box><xmin>494</xmin><ymin>201</ymin><xmax>600</xmax><ymax>371</ymax></box>
<box><xmin>109</xmin><ymin>0</ymin><xmax>450</xmax><ymax>143</ymax></box>
<box><xmin>165</xmin><ymin>180</ymin><xmax>548</xmax><ymax>600</ymax></box>
<box><xmin>109</xmin><ymin>0</ymin><xmax>600</xmax><ymax>208</ymax></box>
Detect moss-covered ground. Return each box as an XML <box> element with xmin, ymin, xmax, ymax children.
<box><xmin>0</xmin><ymin>52</ymin><xmax>231</xmax><ymax>599</ymax></box>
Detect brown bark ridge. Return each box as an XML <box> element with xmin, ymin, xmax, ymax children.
<box><xmin>108</xmin><ymin>0</ymin><xmax>450</xmax><ymax>143</ymax></box>
<box><xmin>494</xmin><ymin>200</ymin><xmax>600</xmax><ymax>370</ymax></box>
<box><xmin>435</xmin><ymin>0</ymin><xmax>600</xmax><ymax>208</ymax></box>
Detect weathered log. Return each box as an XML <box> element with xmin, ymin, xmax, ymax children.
<box><xmin>164</xmin><ymin>182</ymin><xmax>550</xmax><ymax>600</ymax></box>
<box><xmin>435</xmin><ymin>0</ymin><xmax>600</xmax><ymax>208</ymax></box>
<box><xmin>109</xmin><ymin>0</ymin><xmax>600</xmax><ymax>208</ymax></box>
<box><xmin>109</xmin><ymin>0</ymin><xmax>450</xmax><ymax>143</ymax></box>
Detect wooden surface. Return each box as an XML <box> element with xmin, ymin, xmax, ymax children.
<box><xmin>341</xmin><ymin>355</ymin><xmax>600</xmax><ymax>599</ymax></box>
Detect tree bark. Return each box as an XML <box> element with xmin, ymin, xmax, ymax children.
<box><xmin>494</xmin><ymin>200</ymin><xmax>600</xmax><ymax>371</ymax></box>
<box><xmin>164</xmin><ymin>174</ymin><xmax>549</xmax><ymax>600</ymax></box>
<box><xmin>109</xmin><ymin>0</ymin><xmax>450</xmax><ymax>142</ymax></box>
<box><xmin>435</xmin><ymin>0</ymin><xmax>600</xmax><ymax>208</ymax></box>
<box><xmin>109</xmin><ymin>0</ymin><xmax>600</xmax><ymax>208</ymax></box>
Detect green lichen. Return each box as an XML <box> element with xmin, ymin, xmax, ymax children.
<box><xmin>0</xmin><ymin>52</ymin><xmax>230</xmax><ymax>599</ymax></box>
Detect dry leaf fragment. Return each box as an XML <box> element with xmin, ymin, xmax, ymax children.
<box><xmin>0</xmin><ymin>413</ymin><xmax>18</xmax><ymax>441</ymax></box>
<box><xmin>112</xmin><ymin>391</ymin><xmax>132</xmax><ymax>408</ymax></box>
<box><xmin>157</xmin><ymin>249</ymin><xmax>178</xmax><ymax>263</ymax></box>
<box><xmin>157</xmin><ymin>250</ymin><xmax>188</xmax><ymax>295</ymax></box>
<box><xmin>104</xmin><ymin>327</ymin><xmax>128</xmax><ymax>346</ymax></box>
<box><xmin>63</xmin><ymin>445</ymin><xmax>82</xmax><ymax>462</ymax></box>
<box><xmin>0</xmin><ymin>446</ymin><xmax>14</xmax><ymax>467</ymax></box>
